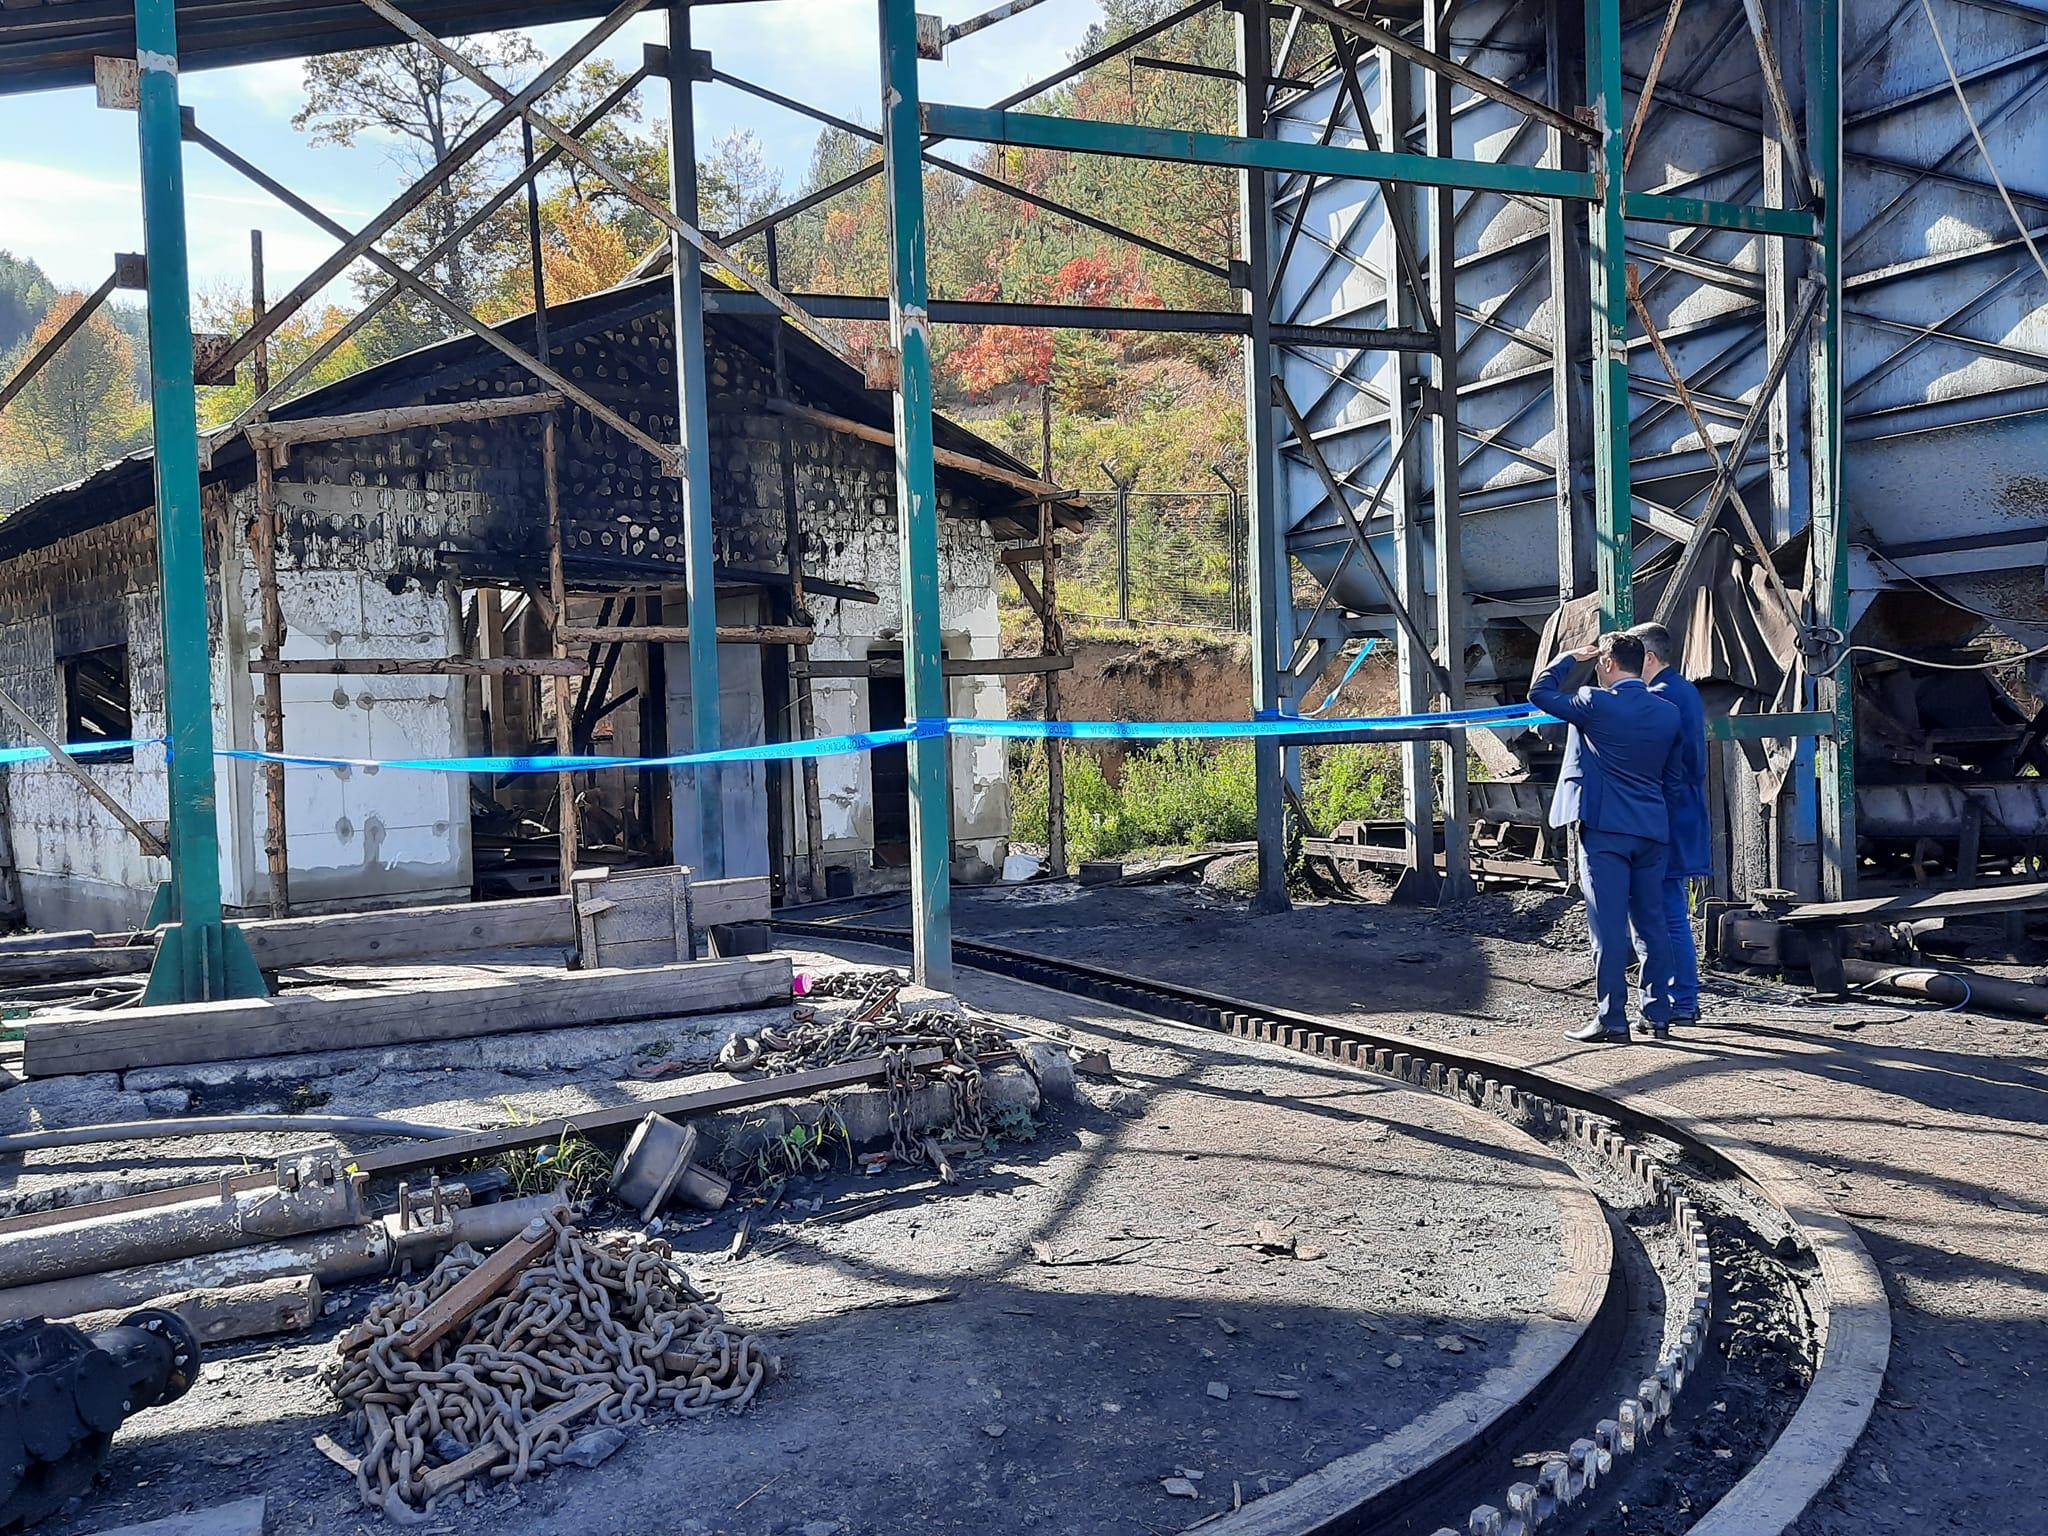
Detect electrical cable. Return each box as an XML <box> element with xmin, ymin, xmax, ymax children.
<box><xmin>1857</xmin><ymin>541</ymin><xmax>2048</xmax><ymax>626</ymax></box>
<box><xmin>1813</xmin><ymin>636</ymin><xmax>2048</xmax><ymax>676</ymax></box>
<box><xmin>1920</xmin><ymin>0</ymin><xmax>2048</xmax><ymax>291</ymax></box>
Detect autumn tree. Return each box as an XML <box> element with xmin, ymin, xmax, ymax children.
<box><xmin>295</xmin><ymin>35</ymin><xmax>642</xmax><ymax>357</ymax></box>
<box><xmin>0</xmin><ymin>250</ymin><xmax>55</xmax><ymax>359</ymax></box>
<box><xmin>0</xmin><ymin>294</ymin><xmax>148</xmax><ymax>509</ymax></box>
<box><xmin>189</xmin><ymin>286</ymin><xmax>372</xmax><ymax>428</ymax></box>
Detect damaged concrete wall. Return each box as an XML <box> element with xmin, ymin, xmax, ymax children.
<box><xmin>699</xmin><ymin>336</ymin><xmax>1011</xmax><ymax>888</ymax></box>
<box><xmin>0</xmin><ymin>299</ymin><xmax>1018</xmax><ymax>925</ymax></box>
<box><xmin>217</xmin><ymin>468</ymin><xmax>474</xmax><ymax>914</ymax></box>
<box><xmin>0</xmin><ymin>511</ymin><xmax>171</xmax><ymax>930</ymax></box>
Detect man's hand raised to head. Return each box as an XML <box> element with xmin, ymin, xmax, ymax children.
<box><xmin>1568</xmin><ymin>643</ymin><xmax>1601</xmax><ymax>663</ymax></box>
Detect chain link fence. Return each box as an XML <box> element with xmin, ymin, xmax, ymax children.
<box><xmin>1059</xmin><ymin>487</ymin><xmax>1248</xmax><ymax>632</ymax></box>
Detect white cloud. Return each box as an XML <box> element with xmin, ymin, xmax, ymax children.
<box><xmin>0</xmin><ymin>157</ymin><xmax>358</xmax><ymax>305</ymax></box>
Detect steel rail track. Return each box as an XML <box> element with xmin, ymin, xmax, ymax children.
<box><xmin>774</xmin><ymin>916</ymin><xmax>1890</xmax><ymax>1536</ymax></box>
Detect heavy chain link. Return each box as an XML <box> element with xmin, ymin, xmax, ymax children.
<box><xmin>329</xmin><ymin>1208</ymin><xmax>772</xmax><ymax>1519</ymax></box>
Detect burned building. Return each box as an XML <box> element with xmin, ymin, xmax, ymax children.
<box><xmin>0</xmin><ymin>277</ymin><xmax>1075</xmax><ymax>930</ymax></box>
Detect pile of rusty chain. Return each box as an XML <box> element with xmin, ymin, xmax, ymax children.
<box><xmin>719</xmin><ymin>967</ymin><xmax>1008</xmax><ymax>1076</ymax></box>
<box><xmin>329</xmin><ymin>1208</ymin><xmax>773</xmax><ymax>1520</ymax></box>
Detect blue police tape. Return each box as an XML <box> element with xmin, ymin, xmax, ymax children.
<box><xmin>5</xmin><ymin>704</ymin><xmax>1556</xmax><ymax>777</ymax></box>
<box><xmin>950</xmin><ymin>702</ymin><xmax>1553</xmax><ymax>742</ymax></box>
<box><xmin>1304</xmin><ymin>637</ymin><xmax>1377</xmax><ymax>717</ymax></box>
<box><xmin>213</xmin><ymin>721</ymin><xmax>948</xmax><ymax>775</ymax></box>
<box><xmin>0</xmin><ymin>737</ymin><xmax>160</xmax><ymax>765</ymax></box>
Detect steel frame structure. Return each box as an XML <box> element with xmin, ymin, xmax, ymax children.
<box><xmin>0</xmin><ymin>0</ymin><xmax>1865</xmax><ymax>995</ymax></box>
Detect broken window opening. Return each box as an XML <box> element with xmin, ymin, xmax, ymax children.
<box><xmin>61</xmin><ymin>644</ymin><xmax>134</xmax><ymax>763</ymax></box>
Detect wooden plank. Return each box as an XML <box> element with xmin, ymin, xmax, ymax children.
<box><xmin>691</xmin><ymin>875</ymin><xmax>772</xmax><ymax>929</ymax></box>
<box><xmin>396</xmin><ymin>1220</ymin><xmax>553</xmax><ymax>1359</ymax></box>
<box><xmin>69</xmin><ymin>1275</ymin><xmax>320</xmax><ymax>1344</ymax></box>
<box><xmin>559</xmin><ymin>624</ymin><xmax>814</xmax><ymax>646</ymax></box>
<box><xmin>417</xmin><ymin>1387</ymin><xmax>613</xmax><ymax>1500</ymax></box>
<box><xmin>248</xmin><ymin>657</ymin><xmax>587</xmax><ymax>677</ymax></box>
<box><xmin>0</xmin><ymin>1047</ymin><xmax>960</xmax><ymax>1236</ymax></box>
<box><xmin>1778</xmin><ymin>879</ymin><xmax>2048</xmax><ymax>927</ymax></box>
<box><xmin>353</xmin><ymin>1045</ymin><xmax>954</xmax><ymax>1176</ymax></box>
<box><xmin>22</xmin><ymin>955</ymin><xmax>793</xmax><ymax>1077</ymax></box>
<box><xmin>798</xmin><ymin>655</ymin><xmax>1073</xmax><ymax>680</ymax></box>
<box><xmin>0</xmin><ymin>946</ymin><xmax>152</xmax><ymax>982</ymax></box>
<box><xmin>243</xmin><ymin>392</ymin><xmax>566</xmax><ymax>450</ymax></box>
<box><xmin>238</xmin><ymin>896</ymin><xmax>572</xmax><ymax>970</ymax></box>
<box><xmin>765</xmin><ymin>398</ymin><xmax>1072</xmax><ymax>501</ymax></box>
<box><xmin>87</xmin><ymin>1497</ymin><xmax>268</xmax><ymax>1536</ymax></box>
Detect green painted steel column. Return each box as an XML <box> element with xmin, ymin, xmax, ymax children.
<box><xmin>667</xmin><ymin>3</ymin><xmax>724</xmax><ymax>879</ymax></box>
<box><xmin>879</xmin><ymin>0</ymin><xmax>953</xmax><ymax>988</ymax></box>
<box><xmin>1588</xmin><ymin>0</ymin><xmax>1633</xmax><ymax>629</ymax></box>
<box><xmin>1236</xmin><ymin>0</ymin><xmax>1289</xmax><ymax>915</ymax></box>
<box><xmin>135</xmin><ymin>0</ymin><xmax>264</xmax><ymax>1003</ymax></box>
<box><xmin>1807</xmin><ymin>0</ymin><xmax>1854</xmax><ymax>898</ymax></box>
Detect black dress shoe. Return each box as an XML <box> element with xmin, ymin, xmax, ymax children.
<box><xmin>1565</xmin><ymin>1021</ymin><xmax>1629</xmax><ymax>1043</ymax></box>
<box><xmin>1661</xmin><ymin>1015</ymin><xmax>1695</xmax><ymax>1037</ymax></box>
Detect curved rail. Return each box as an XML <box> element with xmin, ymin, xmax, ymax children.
<box><xmin>775</xmin><ymin>917</ymin><xmax>1889</xmax><ymax>1536</ymax></box>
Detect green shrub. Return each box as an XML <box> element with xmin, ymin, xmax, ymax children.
<box><xmin>1010</xmin><ymin>738</ymin><xmax>1407</xmax><ymax>861</ymax></box>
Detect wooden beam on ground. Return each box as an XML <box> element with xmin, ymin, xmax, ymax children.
<box><xmin>242</xmin><ymin>392</ymin><xmax>567</xmax><ymax>450</ymax></box>
<box><xmin>238</xmin><ymin>895</ymin><xmax>573</xmax><ymax>970</ymax></box>
<box><xmin>798</xmin><ymin>654</ymin><xmax>1073</xmax><ymax>680</ymax></box>
<box><xmin>0</xmin><ymin>946</ymin><xmax>153</xmax><ymax>982</ymax></box>
<box><xmin>249</xmin><ymin>657</ymin><xmax>588</xmax><ymax>677</ymax></box>
<box><xmin>690</xmin><ymin>874</ymin><xmax>772</xmax><ymax>931</ymax></box>
<box><xmin>0</xmin><ymin>1044</ymin><xmax>958</xmax><ymax>1235</ymax></box>
<box><xmin>69</xmin><ymin>1274</ymin><xmax>320</xmax><ymax>1345</ymax></box>
<box><xmin>22</xmin><ymin>954</ymin><xmax>793</xmax><ymax>1077</ymax></box>
<box><xmin>558</xmin><ymin>624</ymin><xmax>815</xmax><ymax>646</ymax></box>
<box><xmin>765</xmin><ymin>398</ymin><xmax>1072</xmax><ymax>502</ymax></box>
<box><xmin>0</xmin><ymin>682</ymin><xmax>168</xmax><ymax>859</ymax></box>
<box><xmin>417</xmin><ymin>1387</ymin><xmax>613</xmax><ymax>1501</ymax></box>
<box><xmin>396</xmin><ymin>1219</ymin><xmax>554</xmax><ymax>1359</ymax></box>
<box><xmin>352</xmin><ymin>1044</ymin><xmax>954</xmax><ymax>1177</ymax></box>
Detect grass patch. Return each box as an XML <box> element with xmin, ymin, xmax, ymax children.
<box><xmin>1012</xmin><ymin>738</ymin><xmax>1404</xmax><ymax>862</ymax></box>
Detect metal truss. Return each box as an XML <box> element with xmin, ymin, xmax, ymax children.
<box><xmin>0</xmin><ymin>0</ymin><xmax>1895</xmax><ymax>992</ymax></box>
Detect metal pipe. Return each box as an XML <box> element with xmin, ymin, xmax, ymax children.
<box><xmin>0</xmin><ymin>1195</ymin><xmax>563</xmax><ymax>1325</ymax></box>
<box><xmin>0</xmin><ymin>1115</ymin><xmax>459</xmax><ymax>1156</ymax></box>
<box><xmin>0</xmin><ymin>1153</ymin><xmax>364</xmax><ymax>1289</ymax></box>
<box><xmin>1840</xmin><ymin>958</ymin><xmax>2048</xmax><ymax>1023</ymax></box>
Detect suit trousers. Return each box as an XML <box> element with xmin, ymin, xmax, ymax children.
<box><xmin>1633</xmin><ymin>876</ymin><xmax>1698</xmax><ymax>1017</ymax></box>
<box><xmin>1578</xmin><ymin>828</ymin><xmax>1674</xmax><ymax>1032</ymax></box>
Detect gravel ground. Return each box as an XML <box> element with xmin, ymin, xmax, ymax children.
<box><xmin>927</xmin><ymin>880</ymin><xmax>2048</xmax><ymax>1536</ymax></box>
<box><xmin>11</xmin><ymin>950</ymin><xmax>1594</xmax><ymax>1536</ymax></box>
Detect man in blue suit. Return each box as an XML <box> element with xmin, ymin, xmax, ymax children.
<box><xmin>1529</xmin><ymin>632</ymin><xmax>1687</xmax><ymax>1043</ymax></box>
<box><xmin>1628</xmin><ymin>622</ymin><xmax>1710</xmax><ymax>1037</ymax></box>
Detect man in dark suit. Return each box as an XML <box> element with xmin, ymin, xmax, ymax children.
<box><xmin>1629</xmin><ymin>622</ymin><xmax>1710</xmax><ymax>1037</ymax></box>
<box><xmin>1529</xmin><ymin>632</ymin><xmax>1687</xmax><ymax>1043</ymax></box>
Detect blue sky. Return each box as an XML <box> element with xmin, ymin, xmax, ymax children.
<box><xmin>0</xmin><ymin>0</ymin><xmax>1105</xmax><ymax>303</ymax></box>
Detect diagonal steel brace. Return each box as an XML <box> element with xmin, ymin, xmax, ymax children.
<box><xmin>358</xmin><ymin>0</ymin><xmax>861</xmax><ymax>375</ymax></box>
<box><xmin>1272</xmin><ymin>377</ymin><xmax>1454</xmax><ymax>699</ymax></box>
<box><xmin>1651</xmin><ymin>274</ymin><xmax>1824</xmax><ymax>628</ymax></box>
<box><xmin>188</xmin><ymin>121</ymin><xmax>681</xmax><ymax>474</ymax></box>
<box><xmin>1625</xmin><ymin>264</ymin><xmax>1801</xmax><ymax>632</ymax></box>
<box><xmin>204</xmin><ymin>64</ymin><xmax>650</xmax><ymax>456</ymax></box>
<box><xmin>206</xmin><ymin>0</ymin><xmax>655</xmax><ymax>387</ymax></box>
